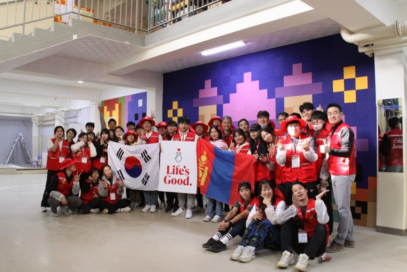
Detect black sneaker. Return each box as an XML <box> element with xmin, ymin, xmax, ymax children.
<box><xmin>208</xmin><ymin>240</ymin><xmax>227</xmax><ymax>252</ymax></box>
<box><xmin>165</xmin><ymin>205</ymin><xmax>173</xmax><ymax>213</ymax></box>
<box><xmin>202</xmin><ymin>238</ymin><xmax>217</xmax><ymax>249</ymax></box>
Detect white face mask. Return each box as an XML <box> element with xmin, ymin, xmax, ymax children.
<box><xmin>312</xmin><ymin>124</ymin><xmax>323</xmax><ymax>131</ymax></box>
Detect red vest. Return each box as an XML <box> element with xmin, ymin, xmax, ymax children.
<box><xmin>162</xmin><ymin>134</ymin><xmax>171</xmax><ymax>141</ymax></box>
<box><xmin>328</xmin><ymin>122</ymin><xmax>356</xmax><ymax>175</ymax></box>
<box><xmin>385</xmin><ymin>128</ymin><xmax>403</xmax><ymax>166</ymax></box>
<box><xmin>238</xmin><ymin>196</ymin><xmax>260</xmax><ymax>218</ymax></box>
<box><xmin>56</xmin><ymin>171</ymin><xmax>74</xmax><ymax>196</ymax></box>
<box><xmin>47</xmin><ymin>139</ymin><xmax>70</xmax><ymax>171</ymax></box>
<box><xmin>81</xmin><ymin>179</ymin><xmax>99</xmax><ymax>204</ymax></box>
<box><xmin>145</xmin><ymin>131</ymin><xmax>160</xmax><ymax>144</ymax></box>
<box><xmin>313</xmin><ymin>128</ymin><xmax>330</xmax><ymax>176</ymax></box>
<box><xmin>233</xmin><ymin>143</ymin><xmax>250</xmax><ymax>154</ymax></box>
<box><xmin>198</xmin><ymin>134</ymin><xmax>210</xmax><ymax>141</ymax></box>
<box><xmin>281</xmin><ymin>135</ymin><xmax>317</xmax><ymax>183</ymax></box>
<box><xmin>172</xmin><ymin>131</ymin><xmax>196</xmax><ymax>141</ymax></box>
<box><xmin>296</xmin><ymin>199</ymin><xmax>329</xmax><ymax>243</ymax></box>
<box><xmin>100</xmin><ymin>176</ymin><xmax>122</xmax><ymax>204</ymax></box>
<box><xmin>222</xmin><ymin>130</ymin><xmax>234</xmax><ymax>147</ymax></box>
<box><xmin>73</xmin><ymin>145</ymin><xmax>92</xmax><ymax>173</ymax></box>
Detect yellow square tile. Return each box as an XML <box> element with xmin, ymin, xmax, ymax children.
<box><xmin>177</xmin><ymin>108</ymin><xmax>183</xmax><ymax>116</ymax></box>
<box><xmin>333</xmin><ymin>79</ymin><xmax>345</xmax><ymax>92</ymax></box>
<box><xmin>172</xmin><ymin>101</ymin><xmax>178</xmax><ymax>109</ymax></box>
<box><xmin>345</xmin><ymin>90</ymin><xmax>356</xmax><ymax>103</ymax></box>
<box><xmin>356</xmin><ymin>76</ymin><xmax>368</xmax><ymax>90</ymax></box>
<box><xmin>344</xmin><ymin>66</ymin><xmax>356</xmax><ymax>79</ymax></box>
<box><xmin>168</xmin><ymin>109</ymin><xmax>173</xmax><ymax>118</ymax></box>
<box><xmin>172</xmin><ymin>117</ymin><xmax>178</xmax><ymax>122</ymax></box>
<box><xmin>351</xmin><ymin>181</ymin><xmax>357</xmax><ymax>194</ymax></box>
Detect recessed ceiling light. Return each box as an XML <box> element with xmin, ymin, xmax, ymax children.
<box><xmin>78</xmin><ymin>81</ymin><xmax>84</xmax><ymax>84</ymax></box>
<box><xmin>201</xmin><ymin>41</ymin><xmax>246</xmax><ymax>56</ymax></box>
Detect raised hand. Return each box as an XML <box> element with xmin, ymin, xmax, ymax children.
<box><xmin>277</xmin><ymin>140</ymin><xmax>284</xmax><ymax>150</ymax></box>
<box><xmin>316</xmin><ymin>190</ymin><xmax>330</xmax><ymax>200</ymax></box>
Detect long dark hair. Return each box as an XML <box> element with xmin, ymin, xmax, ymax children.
<box><xmin>233</xmin><ymin>128</ymin><xmax>247</xmax><ymax>146</ymax></box>
<box><xmin>238</xmin><ymin>118</ymin><xmax>250</xmax><ymax>138</ymax></box>
<box><xmin>112</xmin><ymin>126</ymin><xmax>124</xmax><ymax>143</ymax></box>
<box><xmin>238</xmin><ymin>181</ymin><xmax>254</xmax><ymax>201</ymax></box>
<box><xmin>209</xmin><ymin>125</ymin><xmax>222</xmax><ymax>142</ymax></box>
<box><xmin>257</xmin><ymin>180</ymin><xmax>276</xmax><ymax>214</ymax></box>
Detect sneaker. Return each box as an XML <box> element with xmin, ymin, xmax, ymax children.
<box><xmin>90</xmin><ymin>209</ymin><xmax>100</xmax><ymax>214</ymax></box>
<box><xmin>62</xmin><ymin>206</ymin><xmax>70</xmax><ymax>215</ymax></box>
<box><xmin>165</xmin><ymin>205</ymin><xmax>173</xmax><ymax>213</ymax></box>
<box><xmin>102</xmin><ymin>209</ymin><xmax>109</xmax><ymax>214</ymax></box>
<box><xmin>295</xmin><ymin>254</ymin><xmax>309</xmax><ymax>272</ymax></box>
<box><xmin>41</xmin><ymin>206</ymin><xmax>47</xmax><ymax>212</ymax></box>
<box><xmin>326</xmin><ymin>241</ymin><xmax>344</xmax><ymax>253</ymax></box>
<box><xmin>117</xmin><ymin>207</ymin><xmax>131</xmax><ymax>213</ymax></box>
<box><xmin>130</xmin><ymin>202</ymin><xmax>140</xmax><ymax>210</ymax></box>
<box><xmin>51</xmin><ymin>211</ymin><xmax>59</xmax><ymax>217</ymax></box>
<box><xmin>231</xmin><ymin>245</ymin><xmax>245</xmax><ymax>261</ymax></box>
<box><xmin>150</xmin><ymin>205</ymin><xmax>157</xmax><ymax>213</ymax></box>
<box><xmin>277</xmin><ymin>250</ymin><xmax>294</xmax><ymax>268</ymax></box>
<box><xmin>202</xmin><ymin>238</ymin><xmax>217</xmax><ymax>249</ymax></box>
<box><xmin>211</xmin><ymin>215</ymin><xmax>222</xmax><ymax>223</ymax></box>
<box><xmin>203</xmin><ymin>215</ymin><xmax>211</xmax><ymax>222</ymax></box>
<box><xmin>238</xmin><ymin>246</ymin><xmax>256</xmax><ymax>263</ymax></box>
<box><xmin>171</xmin><ymin>207</ymin><xmax>185</xmax><ymax>217</ymax></box>
<box><xmin>344</xmin><ymin>239</ymin><xmax>355</xmax><ymax>248</ymax></box>
<box><xmin>172</xmin><ymin>204</ymin><xmax>179</xmax><ymax>213</ymax></box>
<box><xmin>208</xmin><ymin>240</ymin><xmax>227</xmax><ymax>252</ymax></box>
<box><xmin>142</xmin><ymin>205</ymin><xmax>151</xmax><ymax>213</ymax></box>
<box><xmin>158</xmin><ymin>202</ymin><xmax>165</xmax><ymax>210</ymax></box>
<box><xmin>185</xmin><ymin>209</ymin><xmax>192</xmax><ymax>219</ymax></box>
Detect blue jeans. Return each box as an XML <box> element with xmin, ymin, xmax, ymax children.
<box><xmin>143</xmin><ymin>191</ymin><xmax>158</xmax><ymax>206</ymax></box>
<box><xmin>206</xmin><ymin>196</ymin><xmax>223</xmax><ymax>218</ymax></box>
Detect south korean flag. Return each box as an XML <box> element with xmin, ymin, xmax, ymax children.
<box><xmin>108</xmin><ymin>141</ymin><xmax>160</xmax><ymax>191</ymax></box>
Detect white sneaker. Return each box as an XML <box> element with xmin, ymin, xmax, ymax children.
<box><xmin>231</xmin><ymin>245</ymin><xmax>245</xmax><ymax>261</ymax></box>
<box><xmin>171</xmin><ymin>207</ymin><xmax>185</xmax><ymax>217</ymax></box>
<box><xmin>102</xmin><ymin>209</ymin><xmax>109</xmax><ymax>214</ymax></box>
<box><xmin>116</xmin><ymin>207</ymin><xmax>131</xmax><ymax>213</ymax></box>
<box><xmin>295</xmin><ymin>254</ymin><xmax>309</xmax><ymax>272</ymax></box>
<box><xmin>90</xmin><ymin>209</ymin><xmax>100</xmax><ymax>214</ymax></box>
<box><xmin>185</xmin><ymin>209</ymin><xmax>192</xmax><ymax>219</ymax></box>
<box><xmin>51</xmin><ymin>211</ymin><xmax>59</xmax><ymax>217</ymax></box>
<box><xmin>211</xmin><ymin>215</ymin><xmax>222</xmax><ymax>223</ymax></box>
<box><xmin>62</xmin><ymin>206</ymin><xmax>70</xmax><ymax>215</ymax></box>
<box><xmin>277</xmin><ymin>250</ymin><xmax>295</xmax><ymax>268</ymax></box>
<box><xmin>142</xmin><ymin>205</ymin><xmax>151</xmax><ymax>213</ymax></box>
<box><xmin>41</xmin><ymin>207</ymin><xmax>47</xmax><ymax>212</ymax></box>
<box><xmin>150</xmin><ymin>205</ymin><xmax>157</xmax><ymax>213</ymax></box>
<box><xmin>238</xmin><ymin>246</ymin><xmax>256</xmax><ymax>263</ymax></box>
<box><xmin>203</xmin><ymin>215</ymin><xmax>211</xmax><ymax>222</ymax></box>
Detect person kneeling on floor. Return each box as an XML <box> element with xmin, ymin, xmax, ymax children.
<box><xmin>46</xmin><ymin>158</ymin><xmax>82</xmax><ymax>217</ymax></box>
<box><xmin>231</xmin><ymin>180</ymin><xmax>285</xmax><ymax>263</ymax></box>
<box><xmin>277</xmin><ymin>182</ymin><xmax>330</xmax><ymax>272</ymax></box>
<box><xmin>78</xmin><ymin>168</ymin><xmax>102</xmax><ymax>214</ymax></box>
<box><xmin>98</xmin><ymin>165</ymin><xmax>131</xmax><ymax>214</ymax></box>
<box><xmin>202</xmin><ymin>181</ymin><xmax>260</xmax><ymax>253</ymax></box>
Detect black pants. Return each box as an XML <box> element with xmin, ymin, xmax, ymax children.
<box><xmin>322</xmin><ymin>182</ymin><xmax>334</xmax><ymax>235</ymax></box>
<box><xmin>281</xmin><ymin>221</ymin><xmax>327</xmax><ymax>258</ymax></box>
<box><xmin>218</xmin><ymin>218</ymin><xmax>247</xmax><ymax>238</ymax></box>
<box><xmin>284</xmin><ymin>181</ymin><xmax>318</xmax><ymax>206</ymax></box>
<box><xmin>196</xmin><ymin>187</ymin><xmax>203</xmax><ymax>207</ymax></box>
<box><xmin>158</xmin><ymin>191</ymin><xmax>165</xmax><ymax>203</ymax></box>
<box><xmin>41</xmin><ymin>170</ymin><xmax>59</xmax><ymax>207</ymax></box>
<box><xmin>166</xmin><ymin>192</ymin><xmax>178</xmax><ymax>207</ymax></box>
<box><xmin>79</xmin><ymin>198</ymin><xmax>101</xmax><ymax>214</ymax></box>
<box><xmin>99</xmin><ymin>199</ymin><xmax>131</xmax><ymax>214</ymax></box>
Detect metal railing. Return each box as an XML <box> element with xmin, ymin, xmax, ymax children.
<box><xmin>0</xmin><ymin>0</ymin><xmax>224</xmax><ymax>37</ymax></box>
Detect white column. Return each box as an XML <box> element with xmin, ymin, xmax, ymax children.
<box><xmin>375</xmin><ymin>48</ymin><xmax>407</xmax><ymax>235</ymax></box>
<box><xmin>32</xmin><ymin>117</ymin><xmax>40</xmax><ymax>162</ymax></box>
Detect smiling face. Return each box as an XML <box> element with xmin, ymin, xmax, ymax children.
<box><xmin>222</xmin><ymin>119</ymin><xmax>232</xmax><ymax>131</ymax></box>
<box><xmin>167</xmin><ymin>125</ymin><xmax>177</xmax><ymax>134</ymax></box>
<box><xmin>301</xmin><ymin>108</ymin><xmax>314</xmax><ymax>122</ymax></box>
<box><xmin>55</xmin><ymin>128</ymin><xmax>64</xmax><ymax>138</ymax></box>
<box><xmin>257</xmin><ymin>116</ymin><xmax>269</xmax><ymax>127</ymax></box>
<box><xmin>292</xmin><ymin>184</ymin><xmax>308</xmax><ymax>202</ymax></box>
<box><xmin>210</xmin><ymin>128</ymin><xmax>220</xmax><ymax>141</ymax></box>
<box><xmin>88</xmin><ymin>133</ymin><xmax>94</xmax><ymax>142</ymax></box>
<box><xmin>127</xmin><ymin>134</ymin><xmax>135</xmax><ymax>143</ymax></box>
<box><xmin>260</xmin><ymin>183</ymin><xmax>273</xmax><ymax>199</ymax></box>
<box><xmin>67</xmin><ymin>130</ymin><xmax>75</xmax><ymax>140</ymax></box>
<box><xmin>195</xmin><ymin>125</ymin><xmax>204</xmax><ymax>135</ymax></box>
<box><xmin>142</xmin><ymin>121</ymin><xmax>152</xmax><ymax>132</ymax></box>
<box><xmin>250</xmin><ymin>130</ymin><xmax>260</xmax><ymax>139</ymax></box>
<box><xmin>261</xmin><ymin>131</ymin><xmax>274</xmax><ymax>143</ymax></box>
<box><xmin>79</xmin><ymin>134</ymin><xmax>88</xmax><ymax>143</ymax></box>
<box><xmin>115</xmin><ymin>128</ymin><xmax>123</xmax><ymax>138</ymax></box>
<box><xmin>277</xmin><ymin>114</ymin><xmax>287</xmax><ymax>125</ymax></box>
<box><xmin>179</xmin><ymin>122</ymin><xmax>189</xmax><ymax>133</ymax></box>
<box><xmin>91</xmin><ymin>171</ymin><xmax>99</xmax><ymax>182</ymax></box>
<box><xmin>158</xmin><ymin>127</ymin><xmax>167</xmax><ymax>135</ymax></box>
<box><xmin>212</xmin><ymin>119</ymin><xmax>221</xmax><ymax>127</ymax></box>
<box><xmin>234</xmin><ymin>132</ymin><xmax>245</xmax><ymax>145</ymax></box>
<box><xmin>327</xmin><ymin>106</ymin><xmax>343</xmax><ymax>125</ymax></box>
<box><xmin>239</xmin><ymin>120</ymin><xmax>249</xmax><ymax>132</ymax></box>
<box><xmin>103</xmin><ymin>166</ymin><xmax>112</xmax><ymax>179</ymax></box>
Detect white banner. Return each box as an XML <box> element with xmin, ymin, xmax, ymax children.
<box><xmin>159</xmin><ymin>141</ymin><xmax>198</xmax><ymax>194</ymax></box>
<box><xmin>108</xmin><ymin>142</ymin><xmax>159</xmax><ymax>191</ymax></box>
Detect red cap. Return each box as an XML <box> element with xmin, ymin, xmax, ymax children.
<box><xmin>60</xmin><ymin>158</ymin><xmax>76</xmax><ymax>171</ymax></box>
<box><xmin>123</xmin><ymin>130</ymin><xmax>137</xmax><ymax>141</ymax></box>
<box><xmin>192</xmin><ymin>121</ymin><xmax>208</xmax><ymax>134</ymax></box>
<box><xmin>280</xmin><ymin>116</ymin><xmax>306</xmax><ymax>133</ymax></box>
<box><xmin>138</xmin><ymin>116</ymin><xmax>156</xmax><ymax>127</ymax></box>
<box><xmin>156</xmin><ymin>121</ymin><xmax>168</xmax><ymax>128</ymax></box>
<box><xmin>208</xmin><ymin>116</ymin><xmax>222</xmax><ymax>127</ymax></box>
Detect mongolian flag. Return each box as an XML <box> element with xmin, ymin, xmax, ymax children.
<box><xmin>197</xmin><ymin>139</ymin><xmax>257</xmax><ymax>205</ymax></box>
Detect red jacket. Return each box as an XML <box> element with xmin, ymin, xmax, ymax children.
<box><xmin>328</xmin><ymin>122</ymin><xmax>356</xmax><ymax>175</ymax></box>
<box><xmin>172</xmin><ymin>131</ymin><xmax>196</xmax><ymax>141</ymax></box>
<box><xmin>73</xmin><ymin>145</ymin><xmax>92</xmax><ymax>173</ymax></box>
<box><xmin>281</xmin><ymin>135</ymin><xmax>317</xmax><ymax>183</ymax></box>
<box><xmin>100</xmin><ymin>176</ymin><xmax>122</xmax><ymax>204</ymax></box>
<box><xmin>385</xmin><ymin>128</ymin><xmax>403</xmax><ymax>167</ymax></box>
<box><xmin>313</xmin><ymin>128</ymin><xmax>330</xmax><ymax>176</ymax></box>
<box><xmin>145</xmin><ymin>131</ymin><xmax>161</xmax><ymax>144</ymax></box>
<box><xmin>296</xmin><ymin>199</ymin><xmax>329</xmax><ymax>243</ymax></box>
<box><xmin>81</xmin><ymin>179</ymin><xmax>99</xmax><ymax>204</ymax></box>
<box><xmin>47</xmin><ymin>139</ymin><xmax>70</xmax><ymax>171</ymax></box>
<box><xmin>56</xmin><ymin>172</ymin><xmax>74</xmax><ymax>196</ymax></box>
<box><xmin>238</xmin><ymin>196</ymin><xmax>260</xmax><ymax>218</ymax></box>
<box><xmin>233</xmin><ymin>143</ymin><xmax>250</xmax><ymax>153</ymax></box>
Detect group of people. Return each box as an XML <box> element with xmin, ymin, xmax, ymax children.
<box><xmin>41</xmin><ymin>102</ymin><xmax>357</xmax><ymax>271</ymax></box>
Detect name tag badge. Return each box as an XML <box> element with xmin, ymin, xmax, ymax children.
<box><xmin>81</xmin><ymin>157</ymin><xmax>88</xmax><ymax>164</ymax></box>
<box><xmin>100</xmin><ymin>157</ymin><xmax>106</xmax><ymax>163</ymax></box>
<box><xmin>298</xmin><ymin>230</ymin><xmax>308</xmax><ymax>243</ymax></box>
<box><xmin>292</xmin><ymin>155</ymin><xmax>300</xmax><ymax>168</ymax></box>
<box><xmin>59</xmin><ymin>157</ymin><xmax>65</xmax><ymax>163</ymax></box>
<box><xmin>110</xmin><ymin>193</ymin><xmax>116</xmax><ymax>201</ymax></box>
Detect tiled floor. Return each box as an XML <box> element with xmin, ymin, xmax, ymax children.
<box><xmin>1</xmin><ymin>174</ymin><xmax>406</xmax><ymax>272</ymax></box>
